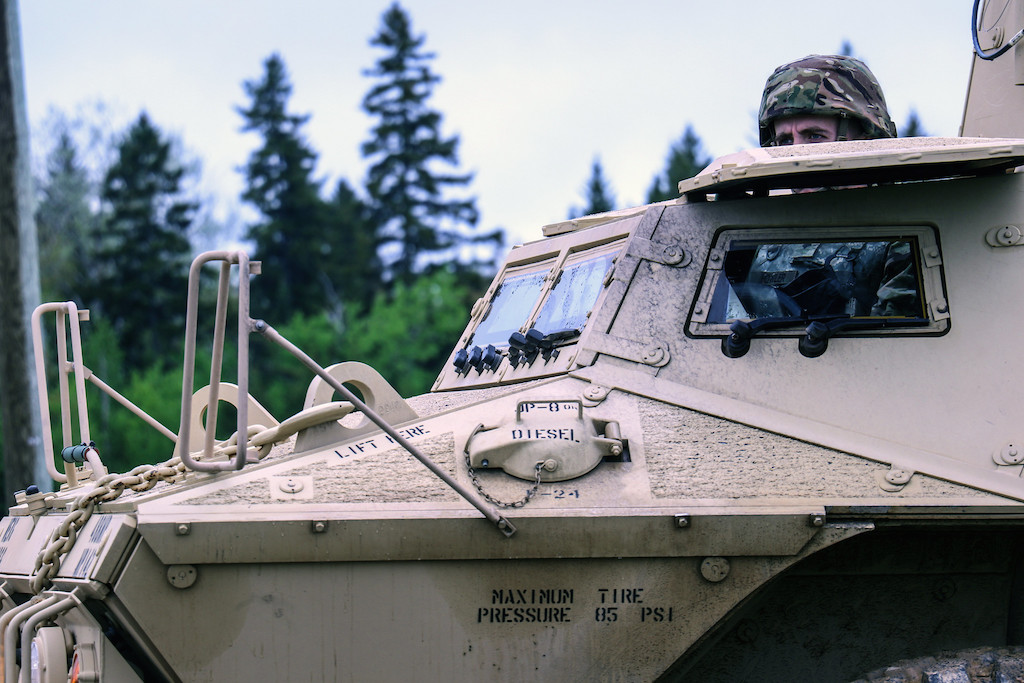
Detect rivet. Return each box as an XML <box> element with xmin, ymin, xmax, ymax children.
<box><xmin>583</xmin><ymin>385</ymin><xmax>611</xmax><ymax>403</ymax></box>
<box><xmin>885</xmin><ymin>469</ymin><xmax>912</xmax><ymax>485</ymax></box>
<box><xmin>999</xmin><ymin>443</ymin><xmax>1024</xmax><ymax>465</ymax></box>
<box><xmin>167</xmin><ymin>564</ymin><xmax>198</xmax><ymax>589</ymax></box>
<box><xmin>312</xmin><ymin>521</ymin><xmax>327</xmax><ymax>533</ymax></box>
<box><xmin>700</xmin><ymin>557</ymin><xmax>730</xmax><ymax>583</ymax></box>
<box><xmin>642</xmin><ymin>345</ymin><xmax>666</xmax><ymax>365</ymax></box>
<box><xmin>809</xmin><ymin>514</ymin><xmax>825</xmax><ymax>527</ymax></box>
<box><xmin>176</xmin><ymin>523</ymin><xmax>191</xmax><ymax>536</ymax></box>
<box><xmin>675</xmin><ymin>514</ymin><xmax>690</xmax><ymax>528</ymax></box>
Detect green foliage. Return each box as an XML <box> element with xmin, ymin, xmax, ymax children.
<box><xmin>327</xmin><ymin>179</ymin><xmax>384</xmax><ymax>315</ymax></box>
<box><xmin>362</xmin><ymin>3</ymin><xmax>501</xmax><ymax>284</ymax></box>
<box><xmin>568</xmin><ymin>157</ymin><xmax>616</xmax><ymax>219</ymax></box>
<box><xmin>647</xmin><ymin>125</ymin><xmax>712</xmax><ymax>203</ymax></box>
<box><xmin>247</xmin><ymin>310</ymin><xmax>346</xmax><ymax>421</ymax></box>
<box><xmin>99</xmin><ymin>362</ymin><xmax>182</xmax><ymax>472</ymax></box>
<box><xmin>344</xmin><ymin>269</ymin><xmax>477</xmax><ymax>397</ymax></box>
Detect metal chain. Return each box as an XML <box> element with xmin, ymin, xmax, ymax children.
<box><xmin>28</xmin><ymin>405</ymin><xmax>348</xmax><ymax>594</ymax></box>
<box><xmin>464</xmin><ymin>451</ymin><xmax>543</xmax><ymax>509</ymax></box>
<box><xmin>30</xmin><ymin>459</ymin><xmax>188</xmax><ymax>594</ymax></box>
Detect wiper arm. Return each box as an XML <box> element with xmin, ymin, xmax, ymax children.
<box><xmin>799</xmin><ymin>316</ymin><xmax>930</xmax><ymax>357</ymax></box>
<box><xmin>722</xmin><ymin>317</ymin><xmax>807</xmax><ymax>358</ymax></box>
<box><xmin>507</xmin><ymin>327</ymin><xmax>581</xmax><ymax>366</ymax></box>
<box><xmin>723</xmin><ymin>315</ymin><xmax>930</xmax><ymax>358</ymax></box>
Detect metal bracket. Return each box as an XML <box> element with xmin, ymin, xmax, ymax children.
<box><xmin>877</xmin><ymin>466</ymin><xmax>915</xmax><ymax>492</ymax></box>
<box><xmin>581</xmin><ymin>334</ymin><xmax>670</xmax><ymax>367</ymax></box>
<box><xmin>986</xmin><ymin>225</ymin><xmax>1024</xmax><ymax>247</ymax></box>
<box><xmin>993</xmin><ymin>441</ymin><xmax>1024</xmax><ymax>466</ymax></box>
<box><xmin>627</xmin><ymin>237</ymin><xmax>691</xmax><ymax>267</ymax></box>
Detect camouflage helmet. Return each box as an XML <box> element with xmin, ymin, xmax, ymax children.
<box><xmin>758</xmin><ymin>55</ymin><xmax>897</xmax><ymax>146</ymax></box>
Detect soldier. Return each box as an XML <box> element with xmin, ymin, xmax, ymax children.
<box><xmin>725</xmin><ymin>55</ymin><xmax>920</xmax><ymax>319</ymax></box>
<box><xmin>758</xmin><ymin>54</ymin><xmax>897</xmax><ymax>148</ymax></box>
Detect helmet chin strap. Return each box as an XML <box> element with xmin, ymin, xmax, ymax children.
<box><xmin>836</xmin><ymin>117</ymin><xmax>850</xmax><ymax>142</ymax></box>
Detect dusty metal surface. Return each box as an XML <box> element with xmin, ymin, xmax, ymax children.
<box><xmin>4</xmin><ymin>3</ymin><xmax>1024</xmax><ymax>679</ymax></box>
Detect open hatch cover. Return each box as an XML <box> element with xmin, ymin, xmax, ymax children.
<box><xmin>680</xmin><ymin>137</ymin><xmax>1024</xmax><ymax>200</ymax></box>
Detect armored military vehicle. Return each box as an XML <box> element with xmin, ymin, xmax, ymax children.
<box><xmin>5</xmin><ymin>2</ymin><xmax>1024</xmax><ymax>681</ymax></box>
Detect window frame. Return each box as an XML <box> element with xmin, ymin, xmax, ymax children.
<box><xmin>686</xmin><ymin>225</ymin><xmax>950</xmax><ymax>339</ymax></box>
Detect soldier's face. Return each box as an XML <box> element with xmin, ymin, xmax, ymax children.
<box><xmin>773</xmin><ymin>115</ymin><xmax>841</xmax><ymax>145</ymax></box>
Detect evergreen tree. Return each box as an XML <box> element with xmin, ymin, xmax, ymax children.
<box><xmin>900</xmin><ymin>110</ymin><xmax>928</xmax><ymax>137</ymax></box>
<box><xmin>327</xmin><ymin>178</ymin><xmax>383</xmax><ymax>314</ymax></box>
<box><xmin>647</xmin><ymin>126</ymin><xmax>712</xmax><ymax>203</ymax></box>
<box><xmin>361</xmin><ymin>3</ymin><xmax>499</xmax><ymax>284</ymax></box>
<box><xmin>569</xmin><ymin>157</ymin><xmax>616</xmax><ymax>218</ymax></box>
<box><xmin>88</xmin><ymin>112</ymin><xmax>196</xmax><ymax>371</ymax></box>
<box><xmin>35</xmin><ymin>129</ymin><xmax>97</xmax><ymax>303</ymax></box>
<box><xmin>239</xmin><ymin>54</ymin><xmax>379</xmax><ymax>323</ymax></box>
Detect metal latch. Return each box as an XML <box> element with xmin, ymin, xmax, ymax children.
<box><xmin>465</xmin><ymin>400</ymin><xmax>623</xmax><ymax>482</ymax></box>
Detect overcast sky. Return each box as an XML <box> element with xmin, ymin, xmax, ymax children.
<box><xmin>19</xmin><ymin>1</ymin><xmax>974</xmax><ymax>246</ymax></box>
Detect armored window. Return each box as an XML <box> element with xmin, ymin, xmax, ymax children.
<box><xmin>688</xmin><ymin>227</ymin><xmax>948</xmax><ymax>350</ymax></box>
<box><xmin>532</xmin><ymin>251</ymin><xmax>616</xmax><ymax>337</ymax></box>
<box><xmin>471</xmin><ymin>267</ymin><xmax>550</xmax><ymax>348</ymax></box>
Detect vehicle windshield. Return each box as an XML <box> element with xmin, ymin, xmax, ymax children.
<box><xmin>532</xmin><ymin>252</ymin><xmax>615</xmax><ymax>336</ymax></box>
<box><xmin>471</xmin><ymin>270</ymin><xmax>547</xmax><ymax>347</ymax></box>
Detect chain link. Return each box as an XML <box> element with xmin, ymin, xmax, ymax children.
<box><xmin>464</xmin><ymin>450</ymin><xmax>542</xmax><ymax>509</ymax></box>
<box><xmin>27</xmin><ymin>407</ymin><xmax>343</xmax><ymax>594</ymax></box>
<box><xmin>30</xmin><ymin>458</ymin><xmax>188</xmax><ymax>594</ymax></box>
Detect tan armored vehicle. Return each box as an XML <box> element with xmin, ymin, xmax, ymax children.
<box><xmin>5</xmin><ymin>2</ymin><xmax>1024</xmax><ymax>681</ymax></box>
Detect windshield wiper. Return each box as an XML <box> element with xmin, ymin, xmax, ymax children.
<box><xmin>508</xmin><ymin>327</ymin><xmax>581</xmax><ymax>366</ymax></box>
<box><xmin>798</xmin><ymin>316</ymin><xmax>930</xmax><ymax>357</ymax></box>
<box><xmin>723</xmin><ymin>315</ymin><xmax>930</xmax><ymax>358</ymax></box>
<box><xmin>722</xmin><ymin>317</ymin><xmax>806</xmax><ymax>358</ymax></box>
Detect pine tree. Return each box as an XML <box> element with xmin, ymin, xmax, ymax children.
<box><xmin>569</xmin><ymin>157</ymin><xmax>616</xmax><ymax>218</ymax></box>
<box><xmin>239</xmin><ymin>54</ymin><xmax>379</xmax><ymax>323</ymax></box>
<box><xmin>239</xmin><ymin>54</ymin><xmax>328</xmax><ymax>322</ymax></box>
<box><xmin>900</xmin><ymin>110</ymin><xmax>928</xmax><ymax>137</ymax></box>
<box><xmin>35</xmin><ymin>129</ymin><xmax>96</xmax><ymax>303</ymax></box>
<box><xmin>328</xmin><ymin>178</ymin><xmax>383</xmax><ymax>313</ymax></box>
<box><xmin>361</xmin><ymin>3</ymin><xmax>498</xmax><ymax>284</ymax></box>
<box><xmin>88</xmin><ymin>112</ymin><xmax>196</xmax><ymax>371</ymax></box>
<box><xmin>647</xmin><ymin>126</ymin><xmax>712</xmax><ymax>203</ymax></box>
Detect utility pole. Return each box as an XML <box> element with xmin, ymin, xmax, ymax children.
<box><xmin>0</xmin><ymin>0</ymin><xmax>45</xmax><ymax>513</ymax></box>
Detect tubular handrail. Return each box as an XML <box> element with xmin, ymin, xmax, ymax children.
<box><xmin>176</xmin><ymin>250</ymin><xmax>261</xmax><ymax>471</ymax></box>
<box><xmin>32</xmin><ymin>302</ymin><xmax>89</xmax><ymax>484</ymax></box>
<box><xmin>17</xmin><ymin>593</ymin><xmax>78</xmax><ymax>683</ymax></box>
<box><xmin>32</xmin><ymin>302</ymin><xmax>178</xmax><ymax>487</ymax></box>
<box><xmin>172</xmin><ymin>251</ymin><xmax>516</xmax><ymax>535</ymax></box>
<box><xmin>2</xmin><ymin>594</ymin><xmax>59</xmax><ymax>683</ymax></box>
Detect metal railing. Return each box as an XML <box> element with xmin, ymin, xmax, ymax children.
<box><xmin>31</xmin><ymin>302</ymin><xmax>177</xmax><ymax>487</ymax></box>
<box><xmin>176</xmin><ymin>251</ymin><xmax>516</xmax><ymax>534</ymax></box>
<box><xmin>29</xmin><ymin>251</ymin><xmax>516</xmax><ymax>536</ymax></box>
<box><xmin>176</xmin><ymin>250</ymin><xmax>260</xmax><ymax>471</ymax></box>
